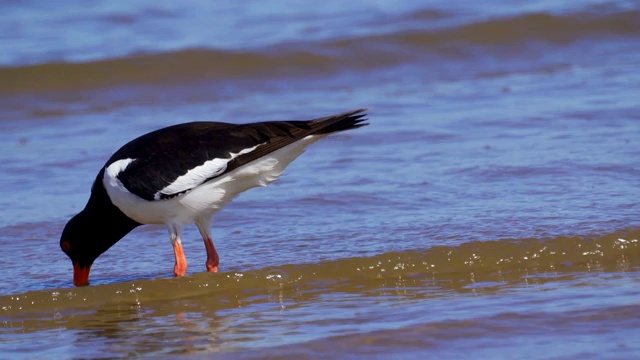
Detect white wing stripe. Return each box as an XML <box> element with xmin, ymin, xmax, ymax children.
<box><xmin>154</xmin><ymin>144</ymin><xmax>261</xmax><ymax>200</ymax></box>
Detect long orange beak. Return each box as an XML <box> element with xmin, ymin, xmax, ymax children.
<box><xmin>73</xmin><ymin>262</ymin><xmax>92</xmax><ymax>286</ymax></box>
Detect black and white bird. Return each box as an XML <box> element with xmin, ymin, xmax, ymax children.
<box><xmin>60</xmin><ymin>109</ymin><xmax>368</xmax><ymax>286</ymax></box>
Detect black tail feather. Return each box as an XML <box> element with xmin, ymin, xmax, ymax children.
<box><xmin>310</xmin><ymin>108</ymin><xmax>369</xmax><ymax>135</ymax></box>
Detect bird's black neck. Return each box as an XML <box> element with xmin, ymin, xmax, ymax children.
<box><xmin>83</xmin><ymin>170</ymin><xmax>141</xmax><ymax>249</ymax></box>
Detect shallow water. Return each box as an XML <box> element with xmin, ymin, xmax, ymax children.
<box><xmin>1</xmin><ymin>1</ymin><xmax>640</xmax><ymax>358</ymax></box>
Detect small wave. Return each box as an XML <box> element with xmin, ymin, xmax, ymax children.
<box><xmin>1</xmin><ymin>10</ymin><xmax>637</xmax><ymax>95</ymax></box>
<box><xmin>390</xmin><ymin>10</ymin><xmax>639</xmax><ymax>47</ymax></box>
<box><xmin>1</xmin><ymin>227</ymin><xmax>638</xmax><ymax>324</ymax></box>
<box><xmin>0</xmin><ymin>48</ymin><xmax>338</xmax><ymax>95</ymax></box>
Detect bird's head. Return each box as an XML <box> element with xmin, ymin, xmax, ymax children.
<box><xmin>60</xmin><ymin>209</ymin><xmax>139</xmax><ymax>287</ymax></box>
<box><xmin>60</xmin><ymin>211</ymin><xmax>105</xmax><ymax>286</ymax></box>
<box><xmin>60</xmin><ymin>172</ymin><xmax>141</xmax><ymax>287</ymax></box>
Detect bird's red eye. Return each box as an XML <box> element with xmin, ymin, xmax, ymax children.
<box><xmin>61</xmin><ymin>241</ymin><xmax>71</xmax><ymax>252</ymax></box>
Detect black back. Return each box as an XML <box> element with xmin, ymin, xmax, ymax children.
<box><xmin>108</xmin><ymin>108</ymin><xmax>368</xmax><ymax>201</ymax></box>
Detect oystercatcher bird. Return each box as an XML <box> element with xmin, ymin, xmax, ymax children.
<box><xmin>60</xmin><ymin>109</ymin><xmax>368</xmax><ymax>286</ymax></box>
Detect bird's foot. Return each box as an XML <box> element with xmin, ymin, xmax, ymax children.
<box><xmin>204</xmin><ymin>237</ymin><xmax>219</xmax><ymax>273</ymax></box>
<box><xmin>206</xmin><ymin>258</ymin><xmax>219</xmax><ymax>273</ymax></box>
<box><xmin>172</xmin><ymin>240</ymin><xmax>188</xmax><ymax>277</ymax></box>
<box><xmin>174</xmin><ymin>259</ymin><xmax>188</xmax><ymax>277</ymax></box>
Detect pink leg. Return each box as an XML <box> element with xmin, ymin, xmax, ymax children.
<box><xmin>173</xmin><ymin>241</ymin><xmax>188</xmax><ymax>277</ymax></box>
<box><xmin>204</xmin><ymin>237</ymin><xmax>219</xmax><ymax>272</ymax></box>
